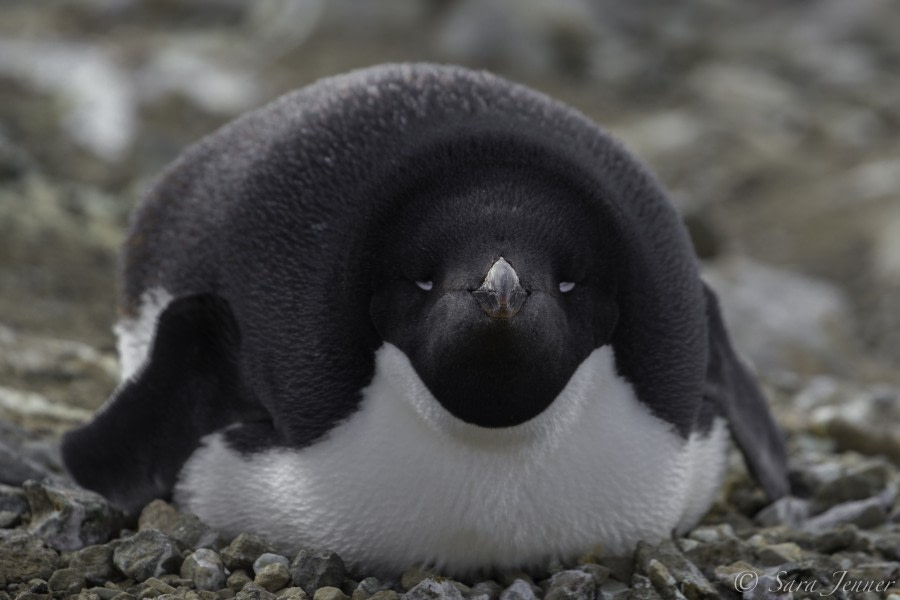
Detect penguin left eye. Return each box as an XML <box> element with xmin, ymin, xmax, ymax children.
<box><xmin>415</xmin><ymin>280</ymin><xmax>434</xmax><ymax>291</ymax></box>
<box><xmin>559</xmin><ymin>281</ymin><xmax>576</xmax><ymax>293</ymax></box>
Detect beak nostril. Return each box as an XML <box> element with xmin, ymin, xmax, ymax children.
<box><xmin>472</xmin><ymin>257</ymin><xmax>529</xmax><ymax>318</ymax></box>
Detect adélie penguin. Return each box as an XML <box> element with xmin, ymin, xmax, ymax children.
<box><xmin>62</xmin><ymin>63</ymin><xmax>789</xmax><ymax>576</ymax></box>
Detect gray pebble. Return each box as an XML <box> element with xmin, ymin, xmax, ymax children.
<box><xmin>400</xmin><ymin>565</ymin><xmax>436</xmax><ymax>591</ymax></box>
<box><xmin>23</xmin><ymin>478</ymin><xmax>123</xmax><ymax>552</ymax></box>
<box><xmin>803</xmin><ymin>496</ymin><xmax>888</xmax><ymax>530</ymax></box>
<box><xmin>69</xmin><ymin>544</ymin><xmax>117</xmax><ymax>585</ymax></box>
<box><xmin>290</xmin><ymin>548</ymin><xmax>346</xmax><ymax>597</ymax></box>
<box><xmin>0</xmin><ymin>530</ymin><xmax>59</xmax><ymax>583</ymax></box>
<box><xmin>403</xmin><ymin>578</ymin><xmax>463</xmax><ymax>600</ymax></box>
<box><xmin>755</xmin><ymin>542</ymin><xmax>804</xmax><ymax>566</ymax></box>
<box><xmin>629</xmin><ymin>574</ymin><xmax>662</xmax><ymax>600</ymax></box>
<box><xmin>498</xmin><ymin>579</ymin><xmax>537</xmax><ymax>600</ymax></box>
<box><xmin>113</xmin><ymin>529</ymin><xmax>182</xmax><ymax>582</ymax></box>
<box><xmin>634</xmin><ymin>540</ymin><xmax>715</xmax><ymax>600</ymax></box>
<box><xmin>598</xmin><ymin>579</ymin><xmax>629</xmax><ymax>600</ymax></box>
<box><xmin>277</xmin><ymin>587</ymin><xmax>309</xmax><ymax>600</ymax></box>
<box><xmin>255</xmin><ymin>563</ymin><xmax>292</xmax><ymax>593</ymax></box>
<box><xmin>543</xmin><ymin>569</ymin><xmax>599</xmax><ymax>600</ymax></box>
<box><xmin>254</xmin><ymin>553</ymin><xmax>291</xmax><ymax>575</ymax></box>
<box><xmin>468</xmin><ymin>581</ymin><xmax>503</xmax><ymax>600</ymax></box>
<box><xmin>228</xmin><ymin>570</ymin><xmax>254</xmax><ymax>593</ymax></box>
<box><xmin>368</xmin><ymin>593</ymin><xmax>398</xmax><ymax>600</ymax></box>
<box><xmin>313</xmin><ymin>587</ymin><xmax>349</xmax><ymax>600</ymax></box>
<box><xmin>236</xmin><ymin>583</ymin><xmax>278</xmax><ymax>600</ymax></box>
<box><xmin>48</xmin><ymin>567</ymin><xmax>86</xmax><ymax>594</ymax></box>
<box><xmin>182</xmin><ymin>548</ymin><xmax>227</xmax><ymax>591</ymax></box>
<box><xmin>222</xmin><ymin>534</ymin><xmax>276</xmax><ymax>572</ymax></box>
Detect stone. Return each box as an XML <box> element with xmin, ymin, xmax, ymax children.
<box><xmin>254</xmin><ymin>553</ymin><xmax>291</xmax><ymax>574</ymax></box>
<box><xmin>402</xmin><ymin>578</ymin><xmax>463</xmax><ymax>600</ymax></box>
<box><xmin>0</xmin><ymin>483</ymin><xmax>28</xmax><ymax>523</ymax></box>
<box><xmin>235</xmin><ymin>583</ymin><xmax>278</xmax><ymax>600</ymax></box>
<box><xmin>598</xmin><ymin>579</ymin><xmax>629</xmax><ymax>600</ymax></box>
<box><xmin>23</xmin><ymin>478</ymin><xmax>122</xmax><ymax>552</ymax></box>
<box><xmin>48</xmin><ymin>567</ymin><xmax>86</xmax><ymax>594</ymax></box>
<box><xmin>810</xmin><ymin>460</ymin><xmax>893</xmax><ymax>514</ymax></box>
<box><xmin>255</xmin><ymin>563</ymin><xmax>292</xmax><ymax>593</ymax></box>
<box><xmin>113</xmin><ymin>529</ymin><xmax>182</xmax><ymax>582</ymax></box>
<box><xmin>351</xmin><ymin>577</ymin><xmax>389</xmax><ymax>600</ymax></box>
<box><xmin>222</xmin><ymin>534</ymin><xmax>276</xmax><ymax>572</ymax></box>
<box><xmin>367</xmin><ymin>593</ymin><xmax>398</xmax><ymax>600</ymax></box>
<box><xmin>69</xmin><ymin>544</ymin><xmax>117</xmax><ymax>585</ymax></box>
<box><xmin>0</xmin><ymin>530</ymin><xmax>59</xmax><ymax>583</ymax></box>
<box><xmin>754</xmin><ymin>497</ymin><xmax>810</xmax><ymax>528</ymax></box>
<box><xmin>289</xmin><ymin>548</ymin><xmax>346</xmax><ymax>597</ymax></box>
<box><xmin>629</xmin><ymin>574</ymin><xmax>663</xmax><ymax>600</ymax></box>
<box><xmin>312</xmin><ymin>588</ymin><xmax>348</xmax><ymax>600</ymax></box>
<box><xmin>182</xmin><ymin>548</ymin><xmax>227</xmax><ymax>591</ymax></box>
<box><xmin>277</xmin><ymin>588</ymin><xmax>309</xmax><ymax>600</ymax></box>
<box><xmin>228</xmin><ymin>570</ymin><xmax>254</xmax><ymax>593</ymax></box>
<box><xmin>543</xmin><ymin>568</ymin><xmax>600</xmax><ymax>600</ymax></box>
<box><xmin>498</xmin><ymin>579</ymin><xmax>537</xmax><ymax>600</ymax></box>
<box><xmin>634</xmin><ymin>540</ymin><xmax>716</xmax><ymax>600</ymax></box>
<box><xmin>139</xmin><ymin>500</ymin><xmax>222</xmax><ymax>551</ymax></box>
<box><xmin>138</xmin><ymin>500</ymin><xmax>180</xmax><ymax>535</ymax></box>
<box><xmin>803</xmin><ymin>496</ymin><xmax>889</xmax><ymax>531</ymax></box>
<box><xmin>400</xmin><ymin>565</ymin><xmax>436</xmax><ymax>591</ymax></box>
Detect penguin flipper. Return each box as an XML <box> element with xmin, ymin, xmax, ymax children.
<box><xmin>62</xmin><ymin>294</ymin><xmax>264</xmax><ymax>514</ymax></box>
<box><xmin>703</xmin><ymin>284</ymin><xmax>790</xmax><ymax>500</ymax></box>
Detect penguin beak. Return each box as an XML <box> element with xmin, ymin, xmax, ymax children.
<box><xmin>472</xmin><ymin>257</ymin><xmax>529</xmax><ymax>319</ymax></box>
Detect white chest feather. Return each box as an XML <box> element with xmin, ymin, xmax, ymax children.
<box><xmin>176</xmin><ymin>344</ymin><xmax>728</xmax><ymax>576</ymax></box>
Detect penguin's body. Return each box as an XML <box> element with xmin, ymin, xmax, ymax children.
<box><xmin>63</xmin><ymin>64</ymin><xmax>788</xmax><ymax>576</ymax></box>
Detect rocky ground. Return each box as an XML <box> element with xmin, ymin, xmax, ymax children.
<box><xmin>0</xmin><ymin>1</ymin><xmax>898</xmax><ymax>599</ymax></box>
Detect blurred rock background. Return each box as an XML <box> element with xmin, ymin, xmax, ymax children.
<box><xmin>0</xmin><ymin>0</ymin><xmax>897</xmax><ymax>457</ymax></box>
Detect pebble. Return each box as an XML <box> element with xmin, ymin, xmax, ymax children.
<box><xmin>543</xmin><ymin>568</ymin><xmax>600</xmax><ymax>600</ymax></box>
<box><xmin>289</xmin><ymin>548</ymin><xmax>346</xmax><ymax>597</ymax></box>
<box><xmin>498</xmin><ymin>579</ymin><xmax>537</xmax><ymax>600</ymax></box>
<box><xmin>254</xmin><ymin>553</ymin><xmax>291</xmax><ymax>574</ymax></box>
<box><xmin>255</xmin><ymin>563</ymin><xmax>292</xmax><ymax>593</ymax></box>
<box><xmin>277</xmin><ymin>588</ymin><xmax>309</xmax><ymax>600</ymax></box>
<box><xmin>803</xmin><ymin>496</ymin><xmax>889</xmax><ymax>531</ymax></box>
<box><xmin>755</xmin><ymin>542</ymin><xmax>804</xmax><ymax>566</ymax></box>
<box><xmin>182</xmin><ymin>548</ymin><xmax>227</xmax><ymax>591</ymax></box>
<box><xmin>0</xmin><ymin>530</ymin><xmax>59</xmax><ymax>583</ymax></box>
<box><xmin>23</xmin><ymin>478</ymin><xmax>122</xmax><ymax>552</ymax></box>
<box><xmin>312</xmin><ymin>587</ymin><xmax>348</xmax><ymax>600</ymax></box>
<box><xmin>351</xmin><ymin>577</ymin><xmax>389</xmax><ymax>600</ymax></box>
<box><xmin>228</xmin><ymin>570</ymin><xmax>254</xmax><ymax>593</ymax></box>
<box><xmin>400</xmin><ymin>565</ymin><xmax>436</xmax><ymax>591</ymax></box>
<box><xmin>236</xmin><ymin>583</ymin><xmax>278</xmax><ymax>600</ymax></box>
<box><xmin>47</xmin><ymin>567</ymin><xmax>86</xmax><ymax>594</ymax></box>
<box><xmin>469</xmin><ymin>581</ymin><xmax>502</xmax><ymax>600</ymax></box>
<box><xmin>222</xmin><ymin>534</ymin><xmax>277</xmax><ymax>572</ymax></box>
<box><xmin>403</xmin><ymin>578</ymin><xmax>463</xmax><ymax>600</ymax></box>
<box><xmin>69</xmin><ymin>544</ymin><xmax>118</xmax><ymax>585</ymax></box>
<box><xmin>113</xmin><ymin>529</ymin><xmax>182</xmax><ymax>582</ymax></box>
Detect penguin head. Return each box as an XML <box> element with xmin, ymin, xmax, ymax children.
<box><xmin>370</xmin><ymin>166</ymin><xmax>619</xmax><ymax>428</ymax></box>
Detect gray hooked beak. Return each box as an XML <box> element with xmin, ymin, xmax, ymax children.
<box><xmin>472</xmin><ymin>257</ymin><xmax>529</xmax><ymax>318</ymax></box>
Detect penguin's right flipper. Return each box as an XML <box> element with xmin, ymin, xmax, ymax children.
<box><xmin>61</xmin><ymin>294</ymin><xmax>267</xmax><ymax>514</ymax></box>
<box><xmin>703</xmin><ymin>284</ymin><xmax>790</xmax><ymax>500</ymax></box>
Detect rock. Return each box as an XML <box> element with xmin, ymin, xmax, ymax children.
<box><xmin>236</xmin><ymin>583</ymin><xmax>278</xmax><ymax>600</ymax></box>
<box><xmin>634</xmin><ymin>540</ymin><xmax>716</xmax><ymax>599</ymax></box>
<box><xmin>471</xmin><ymin>581</ymin><xmax>503</xmax><ymax>600</ymax></box>
<box><xmin>290</xmin><ymin>548</ymin><xmax>346</xmax><ymax>597</ymax></box>
<box><xmin>254</xmin><ymin>553</ymin><xmax>291</xmax><ymax>574</ymax></box>
<box><xmin>754</xmin><ymin>497</ymin><xmax>810</xmax><ymax>528</ymax></box>
<box><xmin>68</xmin><ymin>544</ymin><xmax>117</xmax><ymax>585</ymax></box>
<box><xmin>0</xmin><ymin>530</ymin><xmax>59</xmax><ymax>583</ymax></box>
<box><xmin>255</xmin><ymin>563</ymin><xmax>292</xmax><ymax>593</ymax></box>
<box><xmin>803</xmin><ymin>496</ymin><xmax>889</xmax><ymax>531</ymax></box>
<box><xmin>400</xmin><ymin>565</ymin><xmax>436</xmax><ymax>591</ymax></box>
<box><xmin>0</xmin><ymin>483</ymin><xmax>28</xmax><ymax>527</ymax></box>
<box><xmin>543</xmin><ymin>568</ymin><xmax>601</xmax><ymax>600</ymax></box>
<box><xmin>809</xmin><ymin>459</ymin><xmax>893</xmax><ymax>514</ymax></box>
<box><xmin>228</xmin><ymin>570</ymin><xmax>254</xmax><ymax>592</ymax></box>
<box><xmin>629</xmin><ymin>574</ymin><xmax>663</xmax><ymax>600</ymax></box>
<box><xmin>277</xmin><ymin>588</ymin><xmax>309</xmax><ymax>600</ymax></box>
<box><xmin>755</xmin><ymin>542</ymin><xmax>804</xmax><ymax>566</ymax></box>
<box><xmin>402</xmin><ymin>578</ymin><xmax>463</xmax><ymax>600</ymax></box>
<box><xmin>598</xmin><ymin>579</ymin><xmax>629</xmax><ymax>600</ymax></box>
<box><xmin>498</xmin><ymin>579</ymin><xmax>537</xmax><ymax>600</ymax></box>
<box><xmin>351</xmin><ymin>577</ymin><xmax>389</xmax><ymax>600</ymax></box>
<box><xmin>113</xmin><ymin>529</ymin><xmax>182</xmax><ymax>582</ymax></box>
<box><xmin>313</xmin><ymin>588</ymin><xmax>348</xmax><ymax>600</ymax></box>
<box><xmin>48</xmin><ymin>567</ymin><xmax>87</xmax><ymax>594</ymax></box>
<box><xmin>368</xmin><ymin>592</ymin><xmax>398</xmax><ymax>600</ymax></box>
<box><xmin>139</xmin><ymin>500</ymin><xmax>221</xmax><ymax>551</ymax></box>
<box><xmin>811</xmin><ymin>389</ymin><xmax>900</xmax><ymax>463</ymax></box>
<box><xmin>23</xmin><ymin>478</ymin><xmax>122</xmax><ymax>552</ymax></box>
<box><xmin>182</xmin><ymin>548</ymin><xmax>227</xmax><ymax>591</ymax></box>
<box><xmin>222</xmin><ymin>534</ymin><xmax>276</xmax><ymax>571</ymax></box>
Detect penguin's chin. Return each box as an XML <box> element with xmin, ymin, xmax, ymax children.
<box><xmin>380</xmin><ymin>343</ymin><xmax>584</xmax><ymax>449</ymax></box>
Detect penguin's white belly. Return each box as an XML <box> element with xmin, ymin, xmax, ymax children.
<box><xmin>175</xmin><ymin>343</ymin><xmax>729</xmax><ymax>575</ymax></box>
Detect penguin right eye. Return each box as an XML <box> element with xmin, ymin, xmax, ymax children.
<box><xmin>415</xmin><ymin>280</ymin><xmax>433</xmax><ymax>291</ymax></box>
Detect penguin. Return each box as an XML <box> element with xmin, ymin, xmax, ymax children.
<box><xmin>62</xmin><ymin>63</ymin><xmax>788</xmax><ymax>576</ymax></box>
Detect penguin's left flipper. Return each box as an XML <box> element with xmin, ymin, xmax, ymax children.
<box><xmin>61</xmin><ymin>294</ymin><xmax>267</xmax><ymax>514</ymax></box>
<box><xmin>703</xmin><ymin>284</ymin><xmax>790</xmax><ymax>500</ymax></box>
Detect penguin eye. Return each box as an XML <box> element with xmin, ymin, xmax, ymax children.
<box><xmin>415</xmin><ymin>280</ymin><xmax>433</xmax><ymax>291</ymax></box>
<box><xmin>559</xmin><ymin>281</ymin><xmax>576</xmax><ymax>293</ymax></box>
